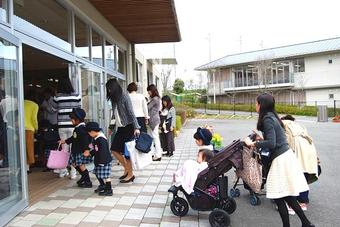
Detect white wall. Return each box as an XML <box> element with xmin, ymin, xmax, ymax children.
<box><xmin>306</xmin><ymin>88</ymin><xmax>340</xmax><ymax>106</ymax></box>
<box><xmin>294</xmin><ymin>53</ymin><xmax>340</xmax><ymax>89</ymax></box>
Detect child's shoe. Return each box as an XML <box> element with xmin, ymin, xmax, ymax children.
<box><xmin>99</xmin><ymin>182</ymin><xmax>113</xmax><ymax>196</ymax></box>
<box><xmin>94</xmin><ymin>184</ymin><xmax>105</xmax><ymax>193</ymax></box>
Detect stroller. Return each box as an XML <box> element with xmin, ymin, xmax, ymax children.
<box><xmin>168</xmin><ymin>136</ymin><xmax>255</xmax><ymax>227</ymax></box>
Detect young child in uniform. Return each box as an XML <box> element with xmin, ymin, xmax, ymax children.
<box><xmin>85</xmin><ymin>122</ymin><xmax>113</xmax><ymax>196</ymax></box>
<box><xmin>60</xmin><ymin>108</ymin><xmax>93</xmax><ymax>188</ymax></box>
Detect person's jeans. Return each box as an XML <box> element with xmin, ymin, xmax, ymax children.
<box><xmin>147</xmin><ymin>124</ymin><xmax>162</xmax><ymax>158</ymax></box>
<box><xmin>137</xmin><ymin>117</ymin><xmax>147</xmax><ymax>133</ymax></box>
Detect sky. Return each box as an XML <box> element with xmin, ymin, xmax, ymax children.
<box><xmin>137</xmin><ymin>0</ymin><xmax>340</xmax><ymax>89</ymax></box>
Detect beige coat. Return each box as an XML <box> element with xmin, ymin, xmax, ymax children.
<box><xmin>282</xmin><ymin>120</ymin><xmax>318</xmax><ymax>176</ymax></box>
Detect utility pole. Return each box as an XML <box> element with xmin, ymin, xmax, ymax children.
<box><xmin>207</xmin><ymin>33</ymin><xmax>216</xmax><ymax>104</ymax></box>
<box><xmin>173</xmin><ymin>43</ymin><xmax>177</xmax><ymax>79</ymax></box>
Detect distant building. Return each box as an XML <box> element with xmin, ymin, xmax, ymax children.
<box><xmin>196</xmin><ymin>37</ymin><xmax>340</xmax><ymax>106</ymax></box>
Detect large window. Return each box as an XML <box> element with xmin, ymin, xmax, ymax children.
<box><xmin>14</xmin><ymin>0</ymin><xmax>70</xmax><ymax>50</ymax></box>
<box><xmin>0</xmin><ymin>38</ymin><xmax>23</xmax><ymax>218</ymax></box>
<box><xmin>294</xmin><ymin>58</ymin><xmax>305</xmax><ymax>72</ymax></box>
<box><xmin>0</xmin><ymin>0</ymin><xmax>8</xmax><ymax>23</ymax></box>
<box><xmin>117</xmin><ymin>48</ymin><xmax>126</xmax><ymax>75</ymax></box>
<box><xmin>105</xmin><ymin>41</ymin><xmax>115</xmax><ymax>70</ymax></box>
<box><xmin>92</xmin><ymin>29</ymin><xmax>103</xmax><ymax>66</ymax></box>
<box><xmin>81</xmin><ymin>69</ymin><xmax>101</xmax><ymax>122</ymax></box>
<box><xmin>75</xmin><ymin>16</ymin><xmax>89</xmax><ymax>59</ymax></box>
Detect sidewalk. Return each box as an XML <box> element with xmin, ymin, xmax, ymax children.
<box><xmin>8</xmin><ymin>127</ymin><xmax>209</xmax><ymax>227</ymax></box>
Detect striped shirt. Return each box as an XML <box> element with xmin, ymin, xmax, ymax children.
<box><xmin>54</xmin><ymin>93</ymin><xmax>81</xmax><ymax>128</ymax></box>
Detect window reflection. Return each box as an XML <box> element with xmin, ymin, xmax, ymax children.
<box><xmin>75</xmin><ymin>16</ymin><xmax>89</xmax><ymax>59</ymax></box>
<box><xmin>0</xmin><ymin>38</ymin><xmax>22</xmax><ymax>212</ymax></box>
<box><xmin>92</xmin><ymin>29</ymin><xmax>103</xmax><ymax>66</ymax></box>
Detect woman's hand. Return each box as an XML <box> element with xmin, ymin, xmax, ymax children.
<box><xmin>244</xmin><ymin>137</ymin><xmax>255</xmax><ymax>147</ymax></box>
<box><xmin>134</xmin><ymin>129</ymin><xmax>140</xmax><ymax>136</ymax></box>
<box><xmin>145</xmin><ymin>118</ymin><xmax>149</xmax><ymax>125</ymax></box>
<box><xmin>59</xmin><ymin>140</ymin><xmax>65</xmax><ymax>145</ymax></box>
<box><xmin>170</xmin><ymin>126</ymin><xmax>174</xmax><ymax>132</ymax></box>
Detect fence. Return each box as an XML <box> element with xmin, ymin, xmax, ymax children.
<box><xmin>178</xmin><ymin>99</ymin><xmax>340</xmax><ymax>118</ymax></box>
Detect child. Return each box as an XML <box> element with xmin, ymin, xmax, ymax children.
<box><xmin>173</xmin><ymin>149</ymin><xmax>214</xmax><ymax>194</ymax></box>
<box><xmin>85</xmin><ymin>122</ymin><xmax>113</xmax><ymax>196</ymax></box>
<box><xmin>193</xmin><ymin>127</ymin><xmax>214</xmax><ymax>151</ymax></box>
<box><xmin>60</xmin><ymin>108</ymin><xmax>93</xmax><ymax>188</ymax></box>
<box><xmin>159</xmin><ymin>95</ymin><xmax>176</xmax><ymax>157</ymax></box>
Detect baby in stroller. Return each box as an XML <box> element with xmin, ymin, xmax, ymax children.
<box><xmin>173</xmin><ymin>149</ymin><xmax>214</xmax><ymax>194</ymax></box>
<box><xmin>168</xmin><ymin>138</ymin><xmax>246</xmax><ymax>227</ymax></box>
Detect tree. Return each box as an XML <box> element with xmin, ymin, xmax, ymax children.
<box><xmin>173</xmin><ymin>78</ymin><xmax>185</xmax><ymax>94</ymax></box>
<box><xmin>160</xmin><ymin>65</ymin><xmax>173</xmax><ymax>93</ymax></box>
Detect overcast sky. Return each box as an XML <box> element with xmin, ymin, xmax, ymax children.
<box><xmin>137</xmin><ymin>0</ymin><xmax>340</xmax><ymax>88</ymax></box>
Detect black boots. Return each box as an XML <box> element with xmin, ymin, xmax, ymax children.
<box><xmin>98</xmin><ymin>182</ymin><xmax>113</xmax><ymax>196</ymax></box>
<box><xmin>78</xmin><ymin>169</ymin><xmax>92</xmax><ymax>188</ymax></box>
<box><xmin>94</xmin><ymin>178</ymin><xmax>105</xmax><ymax>193</ymax></box>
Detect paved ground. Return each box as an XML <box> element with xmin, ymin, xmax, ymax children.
<box><xmin>7</xmin><ymin>118</ymin><xmax>340</xmax><ymax>227</ymax></box>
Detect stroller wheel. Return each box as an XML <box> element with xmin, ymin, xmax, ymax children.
<box><xmin>209</xmin><ymin>209</ymin><xmax>230</xmax><ymax>227</ymax></box>
<box><xmin>222</xmin><ymin>197</ymin><xmax>237</xmax><ymax>214</ymax></box>
<box><xmin>249</xmin><ymin>195</ymin><xmax>261</xmax><ymax>206</ymax></box>
<box><xmin>170</xmin><ymin>197</ymin><xmax>189</xmax><ymax>217</ymax></box>
<box><xmin>230</xmin><ymin>188</ymin><xmax>240</xmax><ymax>198</ymax></box>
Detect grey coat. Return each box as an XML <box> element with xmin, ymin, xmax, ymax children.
<box><xmin>147</xmin><ymin>96</ymin><xmax>161</xmax><ymax>130</ymax></box>
<box><xmin>112</xmin><ymin>93</ymin><xmax>140</xmax><ymax>129</ymax></box>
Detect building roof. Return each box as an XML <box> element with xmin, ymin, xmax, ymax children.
<box><xmin>89</xmin><ymin>0</ymin><xmax>181</xmax><ymax>44</ymax></box>
<box><xmin>196</xmin><ymin>37</ymin><xmax>340</xmax><ymax>70</ymax></box>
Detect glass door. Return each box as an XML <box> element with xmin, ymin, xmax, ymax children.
<box><xmin>81</xmin><ymin>68</ymin><xmax>103</xmax><ymax>125</ymax></box>
<box><xmin>0</xmin><ymin>28</ymin><xmax>27</xmax><ymax>226</ymax></box>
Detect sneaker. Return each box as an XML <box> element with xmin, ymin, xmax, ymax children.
<box><xmin>59</xmin><ymin>170</ymin><xmax>69</xmax><ymax>178</ymax></box>
<box><xmin>287</xmin><ymin>205</ymin><xmax>295</xmax><ymax>215</ymax></box>
<box><xmin>299</xmin><ymin>203</ymin><xmax>307</xmax><ymax>211</ymax></box>
<box><xmin>53</xmin><ymin>169</ymin><xmax>61</xmax><ymax>174</ymax></box>
<box><xmin>69</xmin><ymin>171</ymin><xmax>77</xmax><ymax>180</ymax></box>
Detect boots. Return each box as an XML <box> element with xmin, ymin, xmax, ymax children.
<box><xmin>75</xmin><ymin>166</ymin><xmax>85</xmax><ymax>185</ymax></box>
<box><xmin>99</xmin><ymin>182</ymin><xmax>113</xmax><ymax>196</ymax></box>
<box><xmin>78</xmin><ymin>169</ymin><xmax>92</xmax><ymax>188</ymax></box>
<box><xmin>94</xmin><ymin>178</ymin><xmax>105</xmax><ymax>193</ymax></box>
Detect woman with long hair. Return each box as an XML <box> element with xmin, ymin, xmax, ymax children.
<box><xmin>160</xmin><ymin>95</ymin><xmax>176</xmax><ymax>157</ymax></box>
<box><xmin>244</xmin><ymin>93</ymin><xmax>314</xmax><ymax>227</ymax></box>
<box><xmin>146</xmin><ymin>84</ymin><xmax>163</xmax><ymax>161</ymax></box>
<box><xmin>106</xmin><ymin>79</ymin><xmax>140</xmax><ymax>183</ymax></box>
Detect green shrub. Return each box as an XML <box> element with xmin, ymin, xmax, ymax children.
<box><xmin>176</xmin><ymin>115</ymin><xmax>182</xmax><ymax>131</ymax></box>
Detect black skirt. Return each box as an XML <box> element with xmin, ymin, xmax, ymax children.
<box><xmin>160</xmin><ymin>131</ymin><xmax>175</xmax><ymax>152</ymax></box>
<box><xmin>110</xmin><ymin>124</ymin><xmax>134</xmax><ymax>154</ymax></box>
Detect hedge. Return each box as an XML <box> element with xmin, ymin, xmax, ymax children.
<box><xmin>176</xmin><ymin>115</ymin><xmax>182</xmax><ymax>131</ymax></box>
<box><xmin>182</xmin><ymin>102</ymin><xmax>340</xmax><ymax>117</ymax></box>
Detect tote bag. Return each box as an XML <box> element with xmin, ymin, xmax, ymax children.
<box><xmin>135</xmin><ymin>132</ymin><xmax>153</xmax><ymax>153</ymax></box>
<box><xmin>125</xmin><ymin>140</ymin><xmax>152</xmax><ymax>170</ymax></box>
<box><xmin>236</xmin><ymin>146</ymin><xmax>262</xmax><ymax>193</ymax></box>
<box><xmin>47</xmin><ymin>145</ymin><xmax>70</xmax><ymax>169</ymax></box>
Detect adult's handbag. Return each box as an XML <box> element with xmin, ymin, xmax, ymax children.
<box><xmin>47</xmin><ymin>144</ymin><xmax>70</xmax><ymax>169</ymax></box>
<box><xmin>236</xmin><ymin>146</ymin><xmax>262</xmax><ymax>193</ymax></box>
<box><xmin>125</xmin><ymin>140</ymin><xmax>152</xmax><ymax>170</ymax></box>
<box><xmin>135</xmin><ymin>132</ymin><xmax>153</xmax><ymax>153</ymax></box>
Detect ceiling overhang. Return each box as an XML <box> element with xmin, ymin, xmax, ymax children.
<box><xmin>89</xmin><ymin>0</ymin><xmax>181</xmax><ymax>44</ymax></box>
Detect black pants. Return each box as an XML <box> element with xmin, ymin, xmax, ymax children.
<box><xmin>160</xmin><ymin>131</ymin><xmax>175</xmax><ymax>153</ymax></box>
<box><xmin>137</xmin><ymin>117</ymin><xmax>147</xmax><ymax>133</ymax></box>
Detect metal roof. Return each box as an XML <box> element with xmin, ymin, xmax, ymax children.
<box><xmin>196</xmin><ymin>37</ymin><xmax>340</xmax><ymax>70</ymax></box>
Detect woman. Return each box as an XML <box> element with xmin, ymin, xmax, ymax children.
<box><xmin>281</xmin><ymin>114</ymin><xmax>319</xmax><ymax>211</ymax></box>
<box><xmin>127</xmin><ymin>82</ymin><xmax>149</xmax><ymax>133</ymax></box>
<box><xmin>41</xmin><ymin>87</ymin><xmax>58</xmax><ymax>128</ymax></box>
<box><xmin>160</xmin><ymin>95</ymin><xmax>176</xmax><ymax>156</ymax></box>
<box><xmin>244</xmin><ymin>93</ymin><xmax>314</xmax><ymax>227</ymax></box>
<box><xmin>24</xmin><ymin>89</ymin><xmax>39</xmax><ymax>173</ymax></box>
<box><xmin>106</xmin><ymin>78</ymin><xmax>140</xmax><ymax>183</ymax></box>
<box><xmin>147</xmin><ymin>84</ymin><xmax>163</xmax><ymax>161</ymax></box>
<box><xmin>54</xmin><ymin>77</ymin><xmax>81</xmax><ymax>179</ymax></box>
